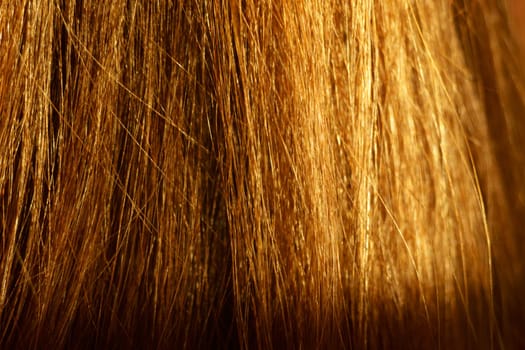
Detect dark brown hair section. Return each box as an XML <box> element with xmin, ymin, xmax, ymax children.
<box><xmin>1</xmin><ymin>0</ymin><xmax>524</xmax><ymax>348</ymax></box>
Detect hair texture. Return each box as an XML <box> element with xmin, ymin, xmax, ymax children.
<box><xmin>1</xmin><ymin>0</ymin><xmax>525</xmax><ymax>349</ymax></box>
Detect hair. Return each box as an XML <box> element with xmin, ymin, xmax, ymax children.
<box><xmin>1</xmin><ymin>0</ymin><xmax>524</xmax><ymax>348</ymax></box>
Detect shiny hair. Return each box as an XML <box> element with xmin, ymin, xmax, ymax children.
<box><xmin>1</xmin><ymin>0</ymin><xmax>525</xmax><ymax>348</ymax></box>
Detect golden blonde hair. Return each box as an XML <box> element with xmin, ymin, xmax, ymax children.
<box><xmin>1</xmin><ymin>0</ymin><xmax>524</xmax><ymax>348</ymax></box>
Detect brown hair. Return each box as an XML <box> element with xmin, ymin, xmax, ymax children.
<box><xmin>1</xmin><ymin>0</ymin><xmax>525</xmax><ymax>348</ymax></box>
